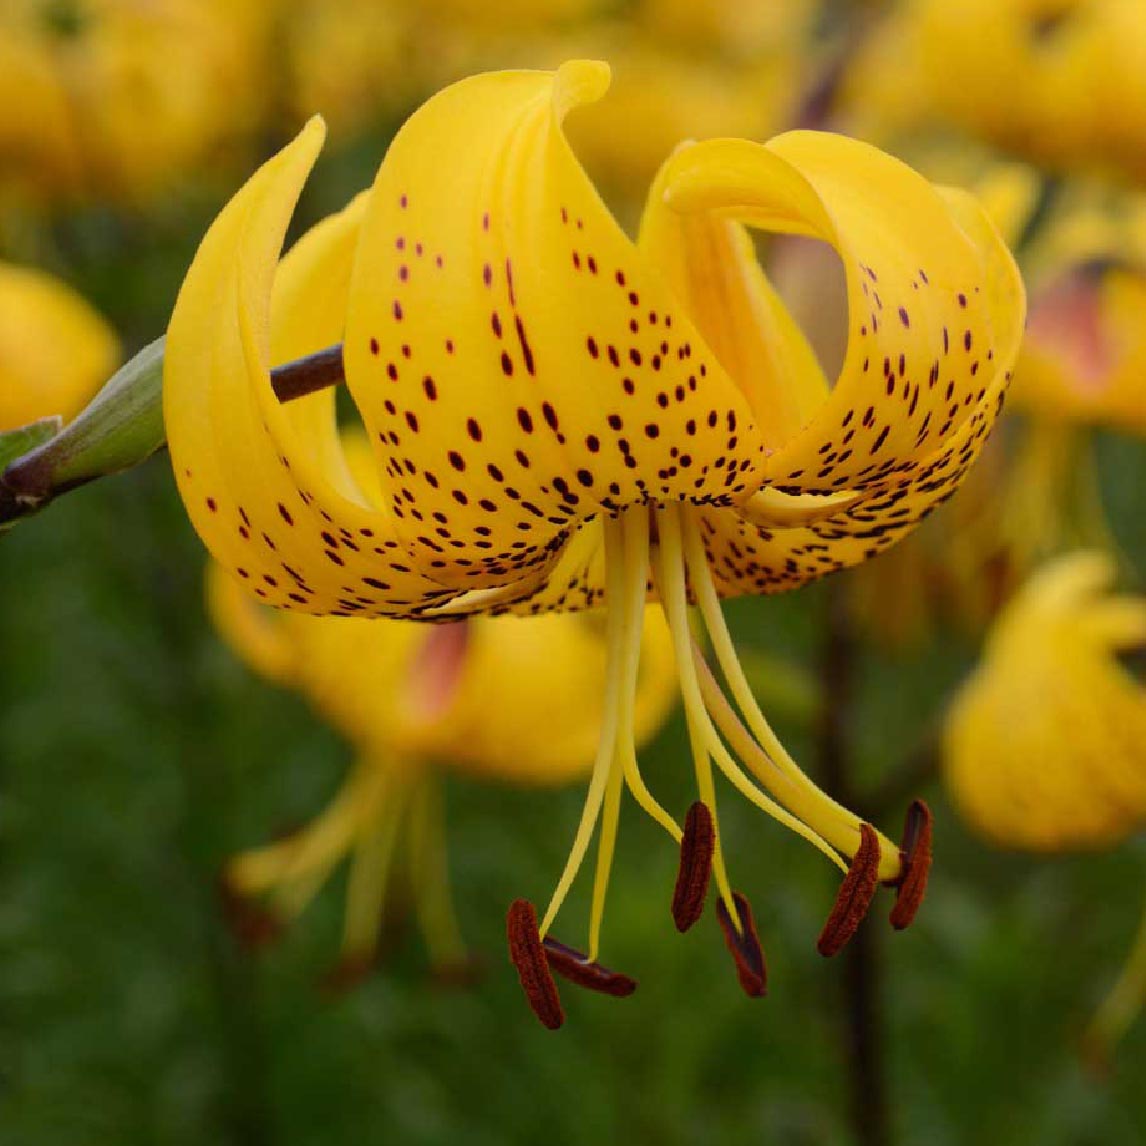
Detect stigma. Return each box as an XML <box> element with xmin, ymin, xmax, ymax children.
<box><xmin>507</xmin><ymin>502</ymin><xmax>931</xmax><ymax>1028</ymax></box>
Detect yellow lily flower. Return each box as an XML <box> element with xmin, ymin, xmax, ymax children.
<box><xmin>1014</xmin><ymin>194</ymin><xmax>1146</xmax><ymax>435</ymax></box>
<box><xmin>164</xmin><ymin>62</ymin><xmax>1024</xmax><ymax>1023</ymax></box>
<box><xmin>840</xmin><ymin>0</ymin><xmax>1146</xmax><ymax>182</ymax></box>
<box><xmin>208</xmin><ymin>550</ymin><xmax>677</xmax><ymax>982</ymax></box>
<box><xmin>0</xmin><ymin>261</ymin><xmax>119</xmax><ymax>431</ymax></box>
<box><xmin>0</xmin><ymin>0</ymin><xmax>271</xmax><ymax>203</ymax></box>
<box><xmin>945</xmin><ymin>551</ymin><xmax>1146</xmax><ymax>851</ymax></box>
<box><xmin>945</xmin><ymin>551</ymin><xmax>1146</xmax><ymax>1067</ymax></box>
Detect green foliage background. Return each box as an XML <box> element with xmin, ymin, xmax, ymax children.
<box><xmin>3</xmin><ymin>130</ymin><xmax>1146</xmax><ymax>1146</ymax></box>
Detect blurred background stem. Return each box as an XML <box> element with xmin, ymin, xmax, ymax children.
<box><xmin>818</xmin><ymin>582</ymin><xmax>891</xmax><ymax>1146</ymax></box>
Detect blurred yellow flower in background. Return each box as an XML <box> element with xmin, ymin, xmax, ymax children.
<box><xmin>208</xmin><ymin>550</ymin><xmax>678</xmax><ymax>981</ymax></box>
<box><xmin>839</xmin><ymin>0</ymin><xmax>1146</xmax><ymax>182</ymax></box>
<box><xmin>944</xmin><ymin>550</ymin><xmax>1146</xmax><ymax>1069</ymax></box>
<box><xmin>0</xmin><ymin>260</ymin><xmax>118</xmax><ymax>431</ymax></box>
<box><xmin>944</xmin><ymin>551</ymin><xmax>1146</xmax><ymax>851</ymax></box>
<box><xmin>0</xmin><ymin>0</ymin><xmax>272</xmax><ymax>204</ymax></box>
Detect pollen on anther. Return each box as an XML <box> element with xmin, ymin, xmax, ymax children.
<box><xmin>672</xmin><ymin>802</ymin><xmax>714</xmax><ymax>932</ymax></box>
<box><xmin>817</xmin><ymin>823</ymin><xmax>880</xmax><ymax>957</ymax></box>
<box><xmin>887</xmin><ymin>799</ymin><xmax>932</xmax><ymax>930</ymax></box>
<box><xmin>507</xmin><ymin>899</ymin><xmax>563</xmax><ymax>1029</ymax></box>
<box><xmin>716</xmin><ymin>892</ymin><xmax>767</xmax><ymax>998</ymax></box>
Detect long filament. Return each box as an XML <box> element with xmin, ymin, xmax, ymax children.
<box><xmin>407</xmin><ymin>774</ymin><xmax>465</xmax><ymax>965</ymax></box>
<box><xmin>587</xmin><ymin>511</ymin><xmax>651</xmax><ymax>959</ymax></box>
<box><xmin>539</xmin><ymin>515</ymin><xmax>631</xmax><ymax>937</ymax></box>
<box><xmin>659</xmin><ymin>504</ymin><xmax>850</xmax><ymax>875</ymax></box>
<box><xmin>342</xmin><ymin>771</ymin><xmax>407</xmax><ymax>956</ymax></box>
<box><xmin>653</xmin><ymin>505</ymin><xmax>748</xmax><ymax>916</ymax></box>
<box><xmin>681</xmin><ymin>510</ymin><xmax>902</xmax><ymax>880</ymax></box>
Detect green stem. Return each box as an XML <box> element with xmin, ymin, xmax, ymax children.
<box><xmin>818</xmin><ymin>582</ymin><xmax>892</xmax><ymax>1146</ymax></box>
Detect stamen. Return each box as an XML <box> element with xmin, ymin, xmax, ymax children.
<box><xmin>321</xmin><ymin>952</ymin><xmax>378</xmax><ymax>995</ymax></box>
<box><xmin>672</xmin><ymin>801</ymin><xmax>715</xmax><ymax>932</ymax></box>
<box><xmin>217</xmin><ymin>875</ymin><xmax>282</xmax><ymax>949</ymax></box>
<box><xmin>817</xmin><ymin>822</ymin><xmax>881</xmax><ymax>957</ymax></box>
<box><xmin>507</xmin><ymin>899</ymin><xmax>564</xmax><ymax>1029</ymax></box>
<box><xmin>887</xmin><ymin>799</ymin><xmax>933</xmax><ymax>931</ymax></box>
<box><xmin>716</xmin><ymin>891</ymin><xmax>767</xmax><ymax>997</ymax></box>
<box><xmin>429</xmin><ymin>956</ymin><xmax>485</xmax><ymax>989</ymax></box>
<box><xmin>538</xmin><ymin>517</ymin><xmax>630</xmax><ymax>938</ymax></box>
<box><xmin>342</xmin><ymin>783</ymin><xmax>405</xmax><ymax>958</ymax></box>
<box><xmin>407</xmin><ymin>776</ymin><xmax>467</xmax><ymax>966</ymax></box>
<box><xmin>543</xmin><ymin>937</ymin><xmax>638</xmax><ymax>997</ymax></box>
<box><xmin>652</xmin><ymin>506</ymin><xmax>741</xmax><ymax>918</ymax></box>
<box><xmin>680</xmin><ymin>512</ymin><xmax>903</xmax><ymax>881</ymax></box>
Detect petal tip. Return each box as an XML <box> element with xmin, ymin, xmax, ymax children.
<box><xmin>553</xmin><ymin>59</ymin><xmax>611</xmax><ymax>121</ymax></box>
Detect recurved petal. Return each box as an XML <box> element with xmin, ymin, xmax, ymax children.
<box><xmin>638</xmin><ymin>147</ymin><xmax>829</xmax><ymax>453</ymax></box>
<box><xmin>164</xmin><ymin>118</ymin><xmax>463</xmax><ymax>619</ymax></box>
<box><xmin>342</xmin><ymin>61</ymin><xmax>763</xmax><ymax>595</ymax></box>
<box><xmin>659</xmin><ymin>133</ymin><xmax>1026</xmax><ymax>493</ymax></box>
<box><xmin>683</xmin><ymin>175</ymin><xmax>1024</xmax><ymax>598</ymax></box>
<box><xmin>944</xmin><ymin>552</ymin><xmax>1146</xmax><ymax>851</ymax></box>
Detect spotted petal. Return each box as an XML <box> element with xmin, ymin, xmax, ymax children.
<box><xmin>342</xmin><ymin>61</ymin><xmax>765</xmax><ymax>596</ymax></box>
<box><xmin>646</xmin><ymin>138</ymin><xmax>1024</xmax><ymax>595</ymax></box>
<box><xmin>165</xmin><ymin>119</ymin><xmax>463</xmax><ymax>618</ymax></box>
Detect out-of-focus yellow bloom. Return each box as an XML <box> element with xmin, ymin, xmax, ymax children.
<box><xmin>1013</xmin><ymin>192</ymin><xmax>1146</xmax><ymax>435</ymax></box>
<box><xmin>563</xmin><ymin>45</ymin><xmax>803</xmax><ymax>207</ymax></box>
<box><xmin>412</xmin><ymin>26</ymin><xmax>811</xmax><ymax>208</ymax></box>
<box><xmin>165</xmin><ymin>63</ymin><xmax>1023</xmax><ymax>1016</ymax></box>
<box><xmin>417</xmin><ymin>0</ymin><xmax>605</xmax><ymax>28</ymax></box>
<box><xmin>281</xmin><ymin>0</ymin><xmax>414</xmax><ymax>143</ymax></box>
<box><xmin>944</xmin><ymin>551</ymin><xmax>1146</xmax><ymax>851</ymax></box>
<box><xmin>0</xmin><ymin>0</ymin><xmax>272</xmax><ymax>203</ymax></box>
<box><xmin>0</xmin><ymin>261</ymin><xmax>119</xmax><ymax>431</ymax></box>
<box><xmin>840</xmin><ymin>0</ymin><xmax>1146</xmax><ymax>182</ymax></box>
<box><xmin>209</xmin><ymin>554</ymin><xmax>677</xmax><ymax>975</ymax></box>
<box><xmin>634</xmin><ymin>0</ymin><xmax>819</xmax><ymax>58</ymax></box>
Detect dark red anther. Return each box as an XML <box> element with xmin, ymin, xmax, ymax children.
<box><xmin>817</xmin><ymin>822</ymin><xmax>880</xmax><ymax>957</ymax></box>
<box><xmin>320</xmin><ymin>952</ymin><xmax>378</xmax><ymax>996</ymax></box>
<box><xmin>542</xmin><ymin>937</ymin><xmax>638</xmax><ymax>997</ymax></box>
<box><xmin>429</xmin><ymin>955</ymin><xmax>486</xmax><ymax>990</ymax></box>
<box><xmin>716</xmin><ymin>891</ymin><xmax>767</xmax><ymax>998</ymax></box>
<box><xmin>506</xmin><ymin>899</ymin><xmax>564</xmax><ymax>1029</ymax></box>
<box><xmin>217</xmin><ymin>875</ymin><xmax>283</xmax><ymax>950</ymax></box>
<box><xmin>887</xmin><ymin>799</ymin><xmax>933</xmax><ymax>931</ymax></box>
<box><xmin>672</xmin><ymin>801</ymin><xmax>715</xmax><ymax>932</ymax></box>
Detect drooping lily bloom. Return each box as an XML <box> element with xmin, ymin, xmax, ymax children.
<box><xmin>944</xmin><ymin>552</ymin><xmax>1146</xmax><ymax>851</ymax></box>
<box><xmin>0</xmin><ymin>0</ymin><xmax>271</xmax><ymax>203</ymax></box>
<box><xmin>943</xmin><ymin>551</ymin><xmax>1146</xmax><ymax>1066</ymax></box>
<box><xmin>164</xmin><ymin>62</ymin><xmax>1024</xmax><ymax>1024</ymax></box>
<box><xmin>0</xmin><ymin>261</ymin><xmax>119</xmax><ymax>432</ymax></box>
<box><xmin>208</xmin><ymin>542</ymin><xmax>677</xmax><ymax>983</ymax></box>
<box><xmin>839</xmin><ymin>0</ymin><xmax>1146</xmax><ymax>183</ymax></box>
